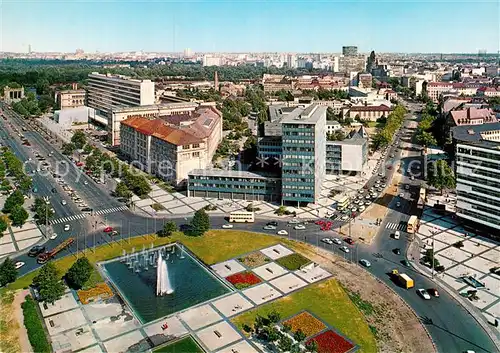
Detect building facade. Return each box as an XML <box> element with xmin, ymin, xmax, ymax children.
<box><xmin>325</xmin><ymin>127</ymin><xmax>368</xmax><ymax>175</ymax></box>
<box><xmin>86</xmin><ymin>72</ymin><xmax>155</xmax><ymax>126</ymax></box>
<box><xmin>3</xmin><ymin>86</ymin><xmax>24</xmax><ymax>104</ymax></box>
<box><xmin>342</xmin><ymin>46</ymin><xmax>358</xmax><ymax>56</ymax></box>
<box><xmin>344</xmin><ymin>104</ymin><xmax>392</xmax><ymax>121</ymax></box>
<box><xmin>56</xmin><ymin>89</ymin><xmax>86</xmax><ymax>109</ymax></box>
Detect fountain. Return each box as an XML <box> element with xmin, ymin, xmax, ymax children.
<box><xmin>179</xmin><ymin>244</ymin><xmax>185</xmax><ymax>259</ymax></box>
<box><xmin>156</xmin><ymin>252</ymin><xmax>174</xmax><ymax>295</ymax></box>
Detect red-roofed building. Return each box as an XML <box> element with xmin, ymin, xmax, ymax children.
<box><xmin>448</xmin><ymin>107</ymin><xmax>497</xmax><ymax>127</ymax></box>
<box><xmin>477</xmin><ymin>86</ymin><xmax>500</xmax><ymax>97</ymax></box>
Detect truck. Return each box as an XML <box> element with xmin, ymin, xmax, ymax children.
<box><xmin>37</xmin><ymin>238</ymin><xmax>75</xmax><ymax>264</ymax></box>
<box><xmin>391</xmin><ymin>269</ymin><xmax>414</xmax><ymax>289</ymax></box>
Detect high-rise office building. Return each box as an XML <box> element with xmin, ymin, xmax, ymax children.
<box><xmin>281</xmin><ymin>105</ymin><xmax>326</xmax><ymax>205</ymax></box>
<box><xmin>286</xmin><ymin>54</ymin><xmax>297</xmax><ymax>69</ymax></box>
<box><xmin>342</xmin><ymin>46</ymin><xmax>358</xmax><ymax>56</ymax></box>
<box><xmin>86</xmin><ymin>72</ymin><xmax>155</xmax><ymax>128</ymax></box>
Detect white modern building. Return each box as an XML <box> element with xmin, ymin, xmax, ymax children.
<box><xmin>86</xmin><ymin>72</ymin><xmax>155</xmax><ymax>126</ymax></box>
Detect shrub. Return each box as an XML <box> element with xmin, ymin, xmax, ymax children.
<box><xmin>276</xmin><ymin>253</ymin><xmax>311</xmax><ymax>271</ymax></box>
<box><xmin>65</xmin><ymin>257</ymin><xmax>93</xmax><ymax>290</ymax></box>
<box><xmin>22</xmin><ymin>295</ymin><xmax>51</xmax><ymax>353</ymax></box>
<box><xmin>453</xmin><ymin>241</ymin><xmax>464</xmax><ymax>249</ymax></box>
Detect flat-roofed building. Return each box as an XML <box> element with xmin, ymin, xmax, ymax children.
<box><xmin>344</xmin><ymin>104</ymin><xmax>392</xmax><ymax>121</ymax></box>
<box><xmin>56</xmin><ymin>88</ymin><xmax>86</xmax><ymax>109</ymax></box>
<box><xmin>87</xmin><ymin>72</ymin><xmax>155</xmax><ymax>126</ymax></box>
<box><xmin>326</xmin><ymin>126</ymin><xmax>368</xmax><ymax>175</ymax></box>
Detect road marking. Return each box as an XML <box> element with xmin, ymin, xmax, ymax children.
<box><xmin>50</xmin><ymin>206</ymin><xmax>128</xmax><ymax>224</ymax></box>
<box><xmin>386</xmin><ymin>222</ymin><xmax>407</xmax><ymax>231</ymax></box>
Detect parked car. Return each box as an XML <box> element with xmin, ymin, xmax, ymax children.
<box><xmin>417</xmin><ymin>288</ymin><xmax>431</xmax><ymax>300</ymax></box>
<box><xmin>103</xmin><ymin>226</ymin><xmax>113</xmax><ymax>233</ymax></box>
<box><xmin>221</xmin><ymin>224</ymin><xmax>233</xmax><ymax>229</ymax></box>
<box><xmin>393</xmin><ymin>248</ymin><xmax>401</xmax><ymax>255</ymax></box>
<box><xmin>294</xmin><ymin>224</ymin><xmax>306</xmax><ymax>230</ymax></box>
<box><xmin>340</xmin><ymin>246</ymin><xmax>350</xmax><ymax>253</ymax></box>
<box><xmin>344</xmin><ymin>237</ymin><xmax>354</xmax><ymax>245</ymax></box>
<box><xmin>321</xmin><ymin>238</ymin><xmax>333</xmax><ymax>245</ymax></box>
<box><xmin>427</xmin><ymin>288</ymin><xmax>439</xmax><ymax>297</ymax></box>
<box><xmin>49</xmin><ymin>233</ymin><xmax>58</xmax><ymax>240</ymax></box>
<box><xmin>28</xmin><ymin>245</ymin><xmax>46</xmax><ymax>257</ymax></box>
<box><xmin>277</xmin><ymin>230</ymin><xmax>288</xmax><ymax>236</ymax></box>
<box><xmin>359</xmin><ymin>259</ymin><xmax>371</xmax><ymax>267</ymax></box>
<box><xmin>267</xmin><ymin>221</ymin><xmax>278</xmax><ymax>227</ymax></box>
<box><xmin>15</xmin><ymin>261</ymin><xmax>25</xmax><ymax>269</ymax></box>
<box><xmin>288</xmin><ymin>219</ymin><xmax>300</xmax><ymax>224</ymax></box>
<box><xmin>263</xmin><ymin>225</ymin><xmax>276</xmax><ymax>230</ymax></box>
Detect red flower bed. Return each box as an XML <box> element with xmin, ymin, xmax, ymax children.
<box><xmin>226</xmin><ymin>271</ymin><xmax>261</xmax><ymax>289</ymax></box>
<box><xmin>306</xmin><ymin>330</ymin><xmax>354</xmax><ymax>353</ymax></box>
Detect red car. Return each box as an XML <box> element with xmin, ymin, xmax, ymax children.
<box><xmin>344</xmin><ymin>237</ymin><xmax>354</xmax><ymax>245</ymax></box>
<box><xmin>103</xmin><ymin>226</ymin><xmax>113</xmax><ymax>233</ymax></box>
<box><xmin>387</xmin><ymin>165</ymin><xmax>393</xmax><ymax>170</ymax></box>
<box><xmin>76</xmin><ymin>161</ymin><xmax>84</xmax><ymax>167</ymax></box>
<box><xmin>315</xmin><ymin>220</ymin><xmax>325</xmax><ymax>225</ymax></box>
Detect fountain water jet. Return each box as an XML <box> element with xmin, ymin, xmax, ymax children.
<box><xmin>156</xmin><ymin>252</ymin><xmax>174</xmax><ymax>295</ymax></box>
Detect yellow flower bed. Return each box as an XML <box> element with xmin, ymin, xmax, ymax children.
<box><xmin>283</xmin><ymin>311</ymin><xmax>326</xmax><ymax>338</ymax></box>
<box><xmin>77</xmin><ymin>283</ymin><xmax>113</xmax><ymax>305</ymax></box>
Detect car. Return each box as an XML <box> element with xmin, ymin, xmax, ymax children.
<box><xmin>83</xmin><ymin>180</ymin><xmax>88</xmax><ymax>185</ymax></box>
<box><xmin>381</xmin><ymin>183</ymin><xmax>387</xmax><ymax>188</ymax></box>
<box><xmin>277</xmin><ymin>230</ymin><xmax>288</xmax><ymax>236</ymax></box>
<box><xmin>427</xmin><ymin>288</ymin><xmax>439</xmax><ymax>297</ymax></box>
<box><xmin>364</xmin><ymin>201</ymin><xmax>371</xmax><ymax>206</ymax></box>
<box><xmin>350</xmin><ymin>207</ymin><xmax>357</xmax><ymax>213</ymax></box>
<box><xmin>393</xmin><ymin>248</ymin><xmax>401</xmax><ymax>255</ymax></box>
<box><xmin>294</xmin><ymin>224</ymin><xmax>306</xmax><ymax>230</ymax></box>
<box><xmin>387</xmin><ymin>165</ymin><xmax>392</xmax><ymax>170</ymax></box>
<box><xmin>399</xmin><ymin>193</ymin><xmax>404</xmax><ymax>198</ymax></box>
<box><xmin>417</xmin><ymin>288</ymin><xmax>431</xmax><ymax>300</ymax></box>
<box><xmin>358</xmin><ymin>205</ymin><xmax>366</xmax><ymax>212</ymax></box>
<box><xmin>359</xmin><ymin>259</ymin><xmax>371</xmax><ymax>267</ymax></box>
<box><xmin>14</xmin><ymin>261</ymin><xmax>25</xmax><ymax>269</ymax></box>
<box><xmin>378</xmin><ymin>173</ymin><xmax>384</xmax><ymax>177</ymax></box>
<box><xmin>344</xmin><ymin>237</ymin><xmax>354</xmax><ymax>245</ymax></box>
<box><xmin>365</xmin><ymin>195</ymin><xmax>371</xmax><ymax>199</ymax></box>
<box><xmin>103</xmin><ymin>226</ymin><xmax>113</xmax><ymax>233</ymax></box>
<box><xmin>341</xmin><ymin>215</ymin><xmax>349</xmax><ymax>221</ymax></box>
<box><xmin>401</xmin><ymin>260</ymin><xmax>411</xmax><ymax>267</ymax></box>
<box><xmin>393</xmin><ymin>231</ymin><xmax>401</xmax><ymax>239</ymax></box>
<box><xmin>405</xmin><ymin>185</ymin><xmax>410</xmax><ymax>190</ymax></box>
<box><xmin>410</xmin><ymin>176</ymin><xmax>415</xmax><ymax>180</ymax></box>
<box><xmin>321</xmin><ymin>238</ymin><xmax>333</xmax><ymax>245</ymax></box>
<box><xmin>396</xmin><ymin>202</ymin><xmax>401</xmax><ymax>207</ymax></box>
<box><xmin>288</xmin><ymin>219</ymin><xmax>300</xmax><ymax>224</ymax></box>
<box><xmin>340</xmin><ymin>246</ymin><xmax>350</xmax><ymax>253</ymax></box>
<box><xmin>28</xmin><ymin>245</ymin><xmax>46</xmax><ymax>257</ymax></box>
<box><xmin>221</xmin><ymin>224</ymin><xmax>233</xmax><ymax>229</ymax></box>
<box><xmin>81</xmin><ymin>207</ymin><xmax>92</xmax><ymax>213</ymax></box>
<box><xmin>64</xmin><ymin>224</ymin><xmax>70</xmax><ymax>231</ymax></box>
<box><xmin>49</xmin><ymin>233</ymin><xmax>58</xmax><ymax>240</ymax></box>
<box><xmin>267</xmin><ymin>221</ymin><xmax>278</xmax><ymax>227</ymax></box>
<box><xmin>263</xmin><ymin>225</ymin><xmax>277</xmax><ymax>230</ymax></box>
<box><xmin>111</xmin><ymin>230</ymin><xmax>119</xmax><ymax>236</ymax></box>
<box><xmin>61</xmin><ymin>200</ymin><xmax>67</xmax><ymax>205</ymax></box>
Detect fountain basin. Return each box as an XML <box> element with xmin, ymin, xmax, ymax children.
<box><xmin>100</xmin><ymin>243</ymin><xmax>232</xmax><ymax>323</ymax></box>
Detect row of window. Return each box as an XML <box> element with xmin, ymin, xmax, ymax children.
<box><xmin>457</xmin><ymin>175</ymin><xmax>500</xmax><ymax>189</ymax></box>
<box><xmin>282</xmin><ymin>139</ymin><xmax>315</xmax><ymax>144</ymax></box>
<box><xmin>457</xmin><ymin>157</ymin><xmax>500</xmax><ymax>170</ymax></box>
<box><xmin>458</xmin><ymin>190</ymin><xmax>500</xmax><ymax>209</ymax></box>
<box><xmin>457</xmin><ymin>208</ymin><xmax>500</xmax><ymax>227</ymax></box>
<box><xmin>189</xmin><ymin>183</ymin><xmax>268</xmax><ymax>190</ymax></box>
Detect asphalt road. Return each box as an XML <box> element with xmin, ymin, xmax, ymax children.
<box><xmin>1</xmin><ymin>102</ymin><xmax>497</xmax><ymax>353</ymax></box>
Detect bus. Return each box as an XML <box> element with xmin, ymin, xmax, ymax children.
<box><xmin>417</xmin><ymin>187</ymin><xmax>426</xmax><ymax>211</ymax></box>
<box><xmin>229</xmin><ymin>211</ymin><xmax>255</xmax><ymax>223</ymax></box>
<box><xmin>336</xmin><ymin>196</ymin><xmax>350</xmax><ymax>211</ymax></box>
<box><xmin>407</xmin><ymin>215</ymin><xmax>419</xmax><ymax>234</ymax></box>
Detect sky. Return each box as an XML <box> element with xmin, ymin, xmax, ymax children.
<box><xmin>1</xmin><ymin>0</ymin><xmax>499</xmax><ymax>54</ymax></box>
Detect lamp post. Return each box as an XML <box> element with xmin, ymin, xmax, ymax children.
<box><xmin>43</xmin><ymin>196</ymin><xmax>51</xmax><ymax>238</ymax></box>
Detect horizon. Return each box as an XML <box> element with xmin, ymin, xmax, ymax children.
<box><xmin>1</xmin><ymin>0</ymin><xmax>499</xmax><ymax>54</ymax></box>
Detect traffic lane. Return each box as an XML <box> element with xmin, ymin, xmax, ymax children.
<box><xmin>364</xmin><ymin>241</ymin><xmax>497</xmax><ymax>353</ymax></box>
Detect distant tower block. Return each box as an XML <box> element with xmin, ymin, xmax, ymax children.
<box><xmin>214</xmin><ymin>71</ymin><xmax>219</xmax><ymax>91</ymax></box>
<box><xmin>3</xmin><ymin>86</ymin><xmax>25</xmax><ymax>104</ymax></box>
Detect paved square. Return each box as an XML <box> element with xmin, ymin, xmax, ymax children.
<box><xmin>441</xmin><ymin>274</ymin><xmax>469</xmax><ymax>290</ymax></box>
<box><xmin>463</xmin><ymin>256</ymin><xmax>497</xmax><ymax>274</ymax></box>
<box><xmin>153</xmin><ymin>194</ymin><xmax>175</xmax><ymax>203</ymax></box>
<box><xmin>51</xmin><ymin>325</ymin><xmax>97</xmax><ymax>353</ymax></box>
<box><xmin>92</xmin><ymin>310</ymin><xmax>141</xmax><ymax>341</ymax></box>
<box><xmin>75</xmin><ymin>345</ymin><xmax>103</xmax><ymax>353</ymax></box>
<box><xmin>195</xmin><ymin>321</ymin><xmax>242</xmax><ymax>351</ymax></box>
<box><xmin>211</xmin><ymin>260</ymin><xmax>245</xmax><ymax>278</ymax></box>
<box><xmin>39</xmin><ymin>292</ymin><xmax>79</xmax><ymax>317</ymax></box>
<box><xmin>103</xmin><ymin>330</ymin><xmax>146</xmax><ymax>353</ymax></box>
<box><xmin>17</xmin><ymin>237</ymin><xmax>41</xmax><ymax>250</ymax></box>
<box><xmin>215</xmin><ymin>340</ymin><xmax>259</xmax><ymax>353</ymax></box>
<box><xmin>161</xmin><ymin>199</ymin><xmax>186</xmax><ymax>209</ymax></box>
<box><xmin>144</xmin><ymin>316</ymin><xmax>188</xmax><ymax>346</ymax></box>
<box><xmin>260</xmin><ymin>244</ymin><xmax>293</xmax><ymax>260</ymax></box>
<box><xmin>252</xmin><ymin>262</ymin><xmax>287</xmax><ymax>281</ymax></box>
<box><xmin>242</xmin><ymin>283</ymin><xmax>282</xmax><ymax>305</ymax></box>
<box><xmin>469</xmin><ymin>289</ymin><xmax>498</xmax><ymax>310</ymax></box>
<box><xmin>135</xmin><ymin>198</ymin><xmax>155</xmax><ymax>207</ymax></box>
<box><xmin>211</xmin><ymin>293</ymin><xmax>254</xmax><ymax>317</ymax></box>
<box><xmin>479</xmin><ymin>275</ymin><xmax>500</xmax><ymax>293</ymax></box>
<box><xmin>294</xmin><ymin>265</ymin><xmax>331</xmax><ymax>283</ymax></box>
<box><xmin>179</xmin><ymin>304</ymin><xmax>223</xmax><ymax>331</ymax></box>
<box><xmin>169</xmin><ymin>205</ymin><xmax>194</xmax><ymax>214</ymax></box>
<box><xmin>150</xmin><ymin>190</ymin><xmax>168</xmax><ymax>198</ymax></box>
<box><xmin>45</xmin><ymin>308</ymin><xmax>87</xmax><ymax>336</ymax></box>
<box><xmin>438</xmin><ymin>246</ymin><xmax>472</xmax><ymax>263</ymax></box>
<box><xmin>82</xmin><ymin>298</ymin><xmax>125</xmax><ymax>322</ymax></box>
<box><xmin>0</xmin><ymin>243</ymin><xmax>16</xmax><ymax>256</ymax></box>
<box><xmin>269</xmin><ymin>273</ymin><xmax>308</xmax><ymax>294</ymax></box>
<box><xmin>480</xmin><ymin>249</ymin><xmax>500</xmax><ymax>262</ymax></box>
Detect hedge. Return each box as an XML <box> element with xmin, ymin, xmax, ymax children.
<box><xmin>21</xmin><ymin>295</ymin><xmax>51</xmax><ymax>353</ymax></box>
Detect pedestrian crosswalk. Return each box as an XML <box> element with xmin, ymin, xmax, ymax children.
<box><xmin>386</xmin><ymin>222</ymin><xmax>407</xmax><ymax>231</ymax></box>
<box><xmin>50</xmin><ymin>206</ymin><xmax>129</xmax><ymax>225</ymax></box>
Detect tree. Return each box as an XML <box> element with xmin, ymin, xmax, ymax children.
<box><xmin>83</xmin><ymin>144</ymin><xmax>93</xmax><ymax>155</ymax></box>
<box><xmin>326</xmin><ymin>107</ymin><xmax>336</xmax><ymax>121</ymax></box>
<box><xmin>62</xmin><ymin>142</ymin><xmax>75</xmax><ymax>155</ymax></box>
<box><xmin>190</xmin><ymin>209</ymin><xmax>210</xmax><ymax>236</ymax></box>
<box><xmin>268</xmin><ymin>310</ymin><xmax>281</xmax><ymax>323</ymax></box>
<box><xmin>10</xmin><ymin>205</ymin><xmax>29</xmax><ymax>226</ymax></box>
<box><xmin>65</xmin><ymin>257</ymin><xmax>93</xmax><ymax>290</ymax></box>
<box><xmin>3</xmin><ymin>190</ymin><xmax>24</xmax><ymax>213</ymax></box>
<box><xmin>114</xmin><ymin>182</ymin><xmax>132</xmax><ymax>199</ymax></box>
<box><xmin>427</xmin><ymin>160</ymin><xmax>456</xmax><ymax>194</ymax></box>
<box><xmin>416</xmin><ymin>131</ymin><xmax>437</xmax><ymax>151</ymax></box>
<box><xmin>277</xmin><ymin>335</ymin><xmax>293</xmax><ymax>352</ymax></box>
<box><xmin>33</xmin><ymin>262</ymin><xmax>65</xmax><ymax>304</ymax></box>
<box><xmin>160</xmin><ymin>221</ymin><xmax>177</xmax><ymax>237</ymax></box>
<box><xmin>305</xmin><ymin>340</ymin><xmax>318</xmax><ymax>352</ymax></box>
<box><xmin>0</xmin><ymin>257</ymin><xmax>17</xmax><ymax>287</ymax></box>
<box><xmin>0</xmin><ymin>216</ymin><xmax>8</xmax><ymax>235</ymax></box>
<box><xmin>18</xmin><ymin>176</ymin><xmax>33</xmax><ymax>193</ymax></box>
<box><xmin>71</xmin><ymin>130</ymin><xmax>87</xmax><ymax>149</ymax></box>
<box><xmin>32</xmin><ymin>198</ymin><xmax>54</xmax><ymax>225</ymax></box>
<box><xmin>293</xmin><ymin>329</ymin><xmax>307</xmax><ymax>342</ymax></box>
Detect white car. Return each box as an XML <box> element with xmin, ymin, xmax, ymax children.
<box><xmin>340</xmin><ymin>246</ymin><xmax>350</xmax><ymax>253</ymax></box>
<box><xmin>359</xmin><ymin>259</ymin><xmax>371</xmax><ymax>267</ymax></box>
<box><xmin>341</xmin><ymin>215</ymin><xmax>349</xmax><ymax>221</ymax></box>
<box><xmin>396</xmin><ymin>202</ymin><xmax>401</xmax><ymax>207</ymax></box>
<box><xmin>64</xmin><ymin>224</ymin><xmax>70</xmax><ymax>231</ymax></box>
<box><xmin>288</xmin><ymin>219</ymin><xmax>300</xmax><ymax>224</ymax></box>
<box><xmin>381</xmin><ymin>183</ymin><xmax>387</xmax><ymax>188</ymax></box>
<box><xmin>61</xmin><ymin>200</ymin><xmax>67</xmax><ymax>205</ymax></box>
<box><xmin>294</xmin><ymin>224</ymin><xmax>306</xmax><ymax>230</ymax></box>
<box><xmin>410</xmin><ymin>176</ymin><xmax>415</xmax><ymax>180</ymax></box>
<box><xmin>49</xmin><ymin>233</ymin><xmax>58</xmax><ymax>240</ymax></box>
<box><xmin>221</xmin><ymin>224</ymin><xmax>233</xmax><ymax>229</ymax></box>
<box><xmin>332</xmin><ymin>238</ymin><xmax>342</xmax><ymax>245</ymax></box>
<box><xmin>399</xmin><ymin>193</ymin><xmax>404</xmax><ymax>198</ymax></box>
<box><xmin>277</xmin><ymin>230</ymin><xmax>288</xmax><ymax>236</ymax></box>
<box><xmin>417</xmin><ymin>288</ymin><xmax>431</xmax><ymax>300</ymax></box>
<box><xmin>358</xmin><ymin>205</ymin><xmax>366</xmax><ymax>212</ymax></box>
<box><xmin>83</xmin><ymin>181</ymin><xmax>88</xmax><ymax>185</ymax></box>
<box><xmin>365</xmin><ymin>195</ymin><xmax>371</xmax><ymax>199</ymax></box>
<box><xmin>321</xmin><ymin>238</ymin><xmax>333</xmax><ymax>245</ymax></box>
<box><xmin>264</xmin><ymin>225</ymin><xmax>276</xmax><ymax>230</ymax></box>
<box><xmin>15</xmin><ymin>261</ymin><xmax>25</xmax><ymax>269</ymax></box>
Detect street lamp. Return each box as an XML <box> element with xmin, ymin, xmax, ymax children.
<box><xmin>42</xmin><ymin>196</ymin><xmax>51</xmax><ymax>238</ymax></box>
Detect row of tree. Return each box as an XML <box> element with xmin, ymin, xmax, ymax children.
<box><xmin>371</xmin><ymin>105</ymin><xmax>407</xmax><ymax>150</ymax></box>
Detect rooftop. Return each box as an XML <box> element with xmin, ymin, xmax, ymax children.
<box><xmin>451</xmin><ymin>122</ymin><xmax>500</xmax><ymax>147</ymax></box>
<box><xmin>112</xmin><ymin>102</ymin><xmax>198</xmax><ymax>114</ymax></box>
<box><xmin>450</xmin><ymin>107</ymin><xmax>497</xmax><ymax>126</ymax></box>
<box><xmin>281</xmin><ymin>104</ymin><xmax>327</xmax><ymax>124</ymax></box>
<box><xmin>188</xmin><ymin>169</ymin><xmax>269</xmax><ymax>179</ymax></box>
<box><xmin>348</xmin><ymin>104</ymin><xmax>392</xmax><ymax>112</ymax></box>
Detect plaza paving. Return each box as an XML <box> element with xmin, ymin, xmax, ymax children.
<box><xmin>41</xmin><ymin>243</ymin><xmax>332</xmax><ymax>353</ymax></box>
<box><xmin>415</xmin><ymin>200</ymin><xmax>500</xmax><ymax>326</ymax></box>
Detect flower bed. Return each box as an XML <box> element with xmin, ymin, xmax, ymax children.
<box><xmin>306</xmin><ymin>330</ymin><xmax>355</xmax><ymax>353</ymax></box>
<box><xmin>283</xmin><ymin>311</ymin><xmax>326</xmax><ymax>338</ymax></box>
<box><xmin>226</xmin><ymin>271</ymin><xmax>262</xmax><ymax>289</ymax></box>
<box><xmin>77</xmin><ymin>283</ymin><xmax>113</xmax><ymax>305</ymax></box>
<box><xmin>276</xmin><ymin>253</ymin><xmax>311</xmax><ymax>271</ymax></box>
<box><xmin>238</xmin><ymin>252</ymin><xmax>270</xmax><ymax>268</ymax></box>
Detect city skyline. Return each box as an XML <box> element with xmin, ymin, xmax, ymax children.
<box><xmin>2</xmin><ymin>0</ymin><xmax>499</xmax><ymax>54</ymax></box>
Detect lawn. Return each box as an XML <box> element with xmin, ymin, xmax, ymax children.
<box><xmin>154</xmin><ymin>336</ymin><xmax>204</xmax><ymax>353</ymax></box>
<box><xmin>7</xmin><ymin>230</ymin><xmax>279</xmax><ymax>291</ymax></box>
<box><xmin>276</xmin><ymin>253</ymin><xmax>311</xmax><ymax>270</ymax></box>
<box><xmin>232</xmin><ymin>279</ymin><xmax>377</xmax><ymax>353</ymax></box>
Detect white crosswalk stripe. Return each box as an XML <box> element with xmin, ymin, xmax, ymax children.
<box><xmin>50</xmin><ymin>206</ymin><xmax>129</xmax><ymax>224</ymax></box>
<box><xmin>386</xmin><ymin>222</ymin><xmax>407</xmax><ymax>231</ymax></box>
